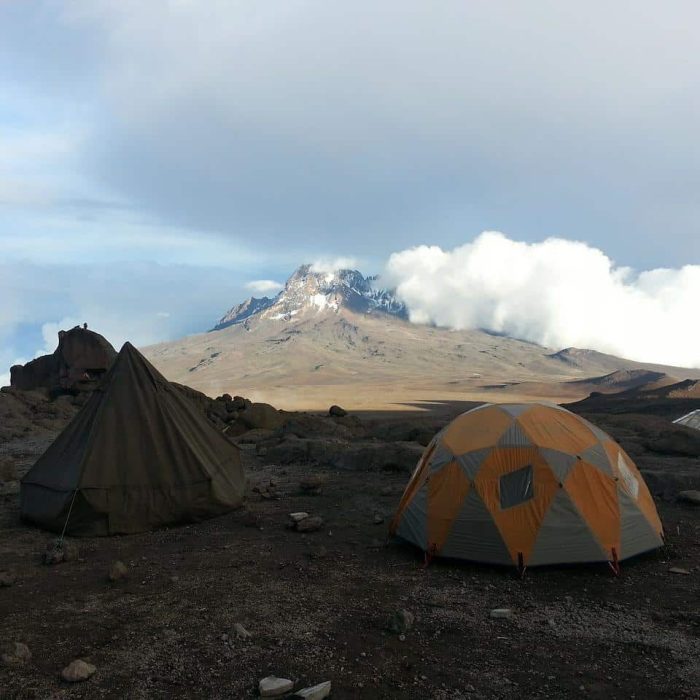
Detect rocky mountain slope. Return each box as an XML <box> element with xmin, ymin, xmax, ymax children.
<box><xmin>213</xmin><ymin>265</ymin><xmax>406</xmax><ymax>330</ymax></box>
<box><xmin>145</xmin><ymin>265</ymin><xmax>700</xmax><ymax>410</ymax></box>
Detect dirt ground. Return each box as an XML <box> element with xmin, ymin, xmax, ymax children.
<box><xmin>1</xmin><ymin>405</ymin><xmax>699</xmax><ymax>699</ymax></box>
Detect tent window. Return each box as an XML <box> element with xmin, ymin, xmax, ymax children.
<box><xmin>500</xmin><ymin>465</ymin><xmax>534</xmax><ymax>509</ymax></box>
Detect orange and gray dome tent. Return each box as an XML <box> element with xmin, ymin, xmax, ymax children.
<box><xmin>389</xmin><ymin>403</ymin><xmax>663</xmax><ymax>570</ymax></box>
<box><xmin>20</xmin><ymin>343</ymin><xmax>246</xmax><ymax>536</ymax></box>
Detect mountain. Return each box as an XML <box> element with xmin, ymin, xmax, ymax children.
<box><xmin>212</xmin><ymin>265</ymin><xmax>406</xmax><ymax>330</ymax></box>
<box><xmin>144</xmin><ymin>265</ymin><xmax>700</xmax><ymax>411</ymax></box>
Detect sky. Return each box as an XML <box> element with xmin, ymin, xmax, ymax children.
<box><xmin>2</xmin><ymin>1</ymin><xmax>700</xmax><ymax>381</ymax></box>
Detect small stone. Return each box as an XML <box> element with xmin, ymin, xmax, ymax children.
<box><xmin>676</xmin><ymin>490</ymin><xmax>700</xmax><ymax>506</ymax></box>
<box><xmin>233</xmin><ymin>623</ymin><xmax>251</xmax><ymax>640</ymax></box>
<box><xmin>259</xmin><ymin>675</ymin><xmax>294</xmax><ymax>697</ymax></box>
<box><xmin>1</xmin><ymin>641</ymin><xmax>31</xmax><ymax>666</ymax></box>
<box><xmin>0</xmin><ymin>571</ymin><xmax>15</xmax><ymax>587</ymax></box>
<box><xmin>490</xmin><ymin>608</ymin><xmax>514</xmax><ymax>619</ymax></box>
<box><xmin>108</xmin><ymin>560</ymin><xmax>128</xmax><ymax>582</ymax></box>
<box><xmin>373</xmin><ymin>513</ymin><xmax>384</xmax><ymax>525</ymax></box>
<box><xmin>380</xmin><ymin>486</ymin><xmax>394</xmax><ymax>496</ymax></box>
<box><xmin>299</xmin><ymin>474</ymin><xmax>328</xmax><ymax>494</ymax></box>
<box><xmin>292</xmin><ymin>680</ymin><xmax>332</xmax><ymax>699</ymax></box>
<box><xmin>388</xmin><ymin>609</ymin><xmax>415</xmax><ymax>634</ymax></box>
<box><xmin>289</xmin><ymin>512</ymin><xmax>310</xmax><ymax>523</ymax></box>
<box><xmin>61</xmin><ymin>659</ymin><xmax>96</xmax><ymax>682</ymax></box>
<box><xmin>296</xmin><ymin>516</ymin><xmax>324</xmax><ymax>533</ymax></box>
<box><xmin>42</xmin><ymin>539</ymin><xmax>79</xmax><ymax>566</ymax></box>
<box><xmin>669</xmin><ymin>567</ymin><xmax>690</xmax><ymax>575</ymax></box>
<box><xmin>307</xmin><ymin>546</ymin><xmax>328</xmax><ymax>560</ymax></box>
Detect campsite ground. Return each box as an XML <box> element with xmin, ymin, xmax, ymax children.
<box><xmin>1</xmin><ymin>402</ymin><xmax>699</xmax><ymax>699</ymax></box>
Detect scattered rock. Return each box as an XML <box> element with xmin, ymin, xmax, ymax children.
<box><xmin>296</xmin><ymin>516</ymin><xmax>324</xmax><ymax>533</ymax></box>
<box><xmin>0</xmin><ymin>570</ymin><xmax>15</xmax><ymax>587</ymax></box>
<box><xmin>108</xmin><ymin>560</ymin><xmax>128</xmax><ymax>582</ymax></box>
<box><xmin>669</xmin><ymin>567</ymin><xmax>690</xmax><ymax>575</ymax></box>
<box><xmin>388</xmin><ymin>609</ymin><xmax>415</xmax><ymax>634</ymax></box>
<box><xmin>307</xmin><ymin>545</ymin><xmax>328</xmax><ymax>560</ymax></box>
<box><xmin>329</xmin><ymin>404</ymin><xmax>348</xmax><ymax>417</ymax></box>
<box><xmin>292</xmin><ymin>680</ymin><xmax>332</xmax><ymax>699</ymax></box>
<box><xmin>373</xmin><ymin>513</ymin><xmax>384</xmax><ymax>524</ymax></box>
<box><xmin>61</xmin><ymin>659</ymin><xmax>96</xmax><ymax>683</ymax></box>
<box><xmin>380</xmin><ymin>486</ymin><xmax>394</xmax><ymax>496</ymax></box>
<box><xmin>233</xmin><ymin>623</ymin><xmax>252</xmax><ymax>640</ymax></box>
<box><xmin>490</xmin><ymin>608</ymin><xmax>515</xmax><ymax>619</ymax></box>
<box><xmin>1</xmin><ymin>641</ymin><xmax>31</xmax><ymax>666</ymax></box>
<box><xmin>289</xmin><ymin>512</ymin><xmax>310</xmax><ymax>524</ymax></box>
<box><xmin>677</xmin><ymin>490</ymin><xmax>700</xmax><ymax>506</ymax></box>
<box><xmin>259</xmin><ymin>675</ymin><xmax>294</xmax><ymax>697</ymax></box>
<box><xmin>42</xmin><ymin>539</ymin><xmax>79</xmax><ymax>566</ymax></box>
<box><xmin>299</xmin><ymin>474</ymin><xmax>328</xmax><ymax>494</ymax></box>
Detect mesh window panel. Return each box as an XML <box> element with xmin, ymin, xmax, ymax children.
<box><xmin>499</xmin><ymin>464</ymin><xmax>534</xmax><ymax>509</ymax></box>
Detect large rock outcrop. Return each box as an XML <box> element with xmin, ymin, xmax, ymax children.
<box><xmin>9</xmin><ymin>326</ymin><xmax>117</xmax><ymax>394</ymax></box>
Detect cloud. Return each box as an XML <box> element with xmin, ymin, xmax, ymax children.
<box><xmin>383</xmin><ymin>232</ymin><xmax>700</xmax><ymax>368</ymax></box>
<box><xmin>310</xmin><ymin>257</ymin><xmax>360</xmax><ymax>274</ymax></box>
<box><xmin>245</xmin><ymin>279</ymin><xmax>283</xmax><ymax>295</ymax></box>
<box><xmin>1</xmin><ymin>2</ymin><xmax>696</xmax><ymax>267</ymax></box>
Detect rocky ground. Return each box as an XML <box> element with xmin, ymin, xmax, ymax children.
<box><xmin>0</xmin><ymin>390</ymin><xmax>699</xmax><ymax>699</ymax></box>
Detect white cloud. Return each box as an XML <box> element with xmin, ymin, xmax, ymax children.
<box><xmin>310</xmin><ymin>257</ymin><xmax>359</xmax><ymax>274</ymax></box>
<box><xmin>245</xmin><ymin>279</ymin><xmax>283</xmax><ymax>295</ymax></box>
<box><xmin>383</xmin><ymin>232</ymin><xmax>700</xmax><ymax>368</ymax></box>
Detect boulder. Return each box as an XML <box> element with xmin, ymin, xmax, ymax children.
<box><xmin>61</xmin><ymin>659</ymin><xmax>96</xmax><ymax>682</ymax></box>
<box><xmin>329</xmin><ymin>404</ymin><xmax>347</xmax><ymax>417</ymax></box>
<box><xmin>240</xmin><ymin>403</ymin><xmax>284</xmax><ymax>430</ymax></box>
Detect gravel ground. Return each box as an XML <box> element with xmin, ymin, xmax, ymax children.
<box><xmin>1</xmin><ymin>401</ymin><xmax>699</xmax><ymax>700</ymax></box>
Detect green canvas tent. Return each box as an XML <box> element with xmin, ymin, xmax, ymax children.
<box><xmin>20</xmin><ymin>342</ymin><xmax>246</xmax><ymax>535</ymax></box>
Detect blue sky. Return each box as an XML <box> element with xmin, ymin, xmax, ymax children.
<box><xmin>2</xmin><ymin>1</ymin><xmax>699</xmax><ymax>379</ymax></box>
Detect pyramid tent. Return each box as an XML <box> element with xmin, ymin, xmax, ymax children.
<box><xmin>673</xmin><ymin>409</ymin><xmax>700</xmax><ymax>431</ymax></box>
<box><xmin>21</xmin><ymin>343</ymin><xmax>246</xmax><ymax>535</ymax></box>
<box><xmin>390</xmin><ymin>402</ymin><xmax>663</xmax><ymax>568</ymax></box>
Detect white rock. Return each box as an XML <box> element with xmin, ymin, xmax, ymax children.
<box><xmin>669</xmin><ymin>567</ymin><xmax>690</xmax><ymax>575</ymax></box>
<box><xmin>61</xmin><ymin>659</ymin><xmax>96</xmax><ymax>682</ymax></box>
<box><xmin>233</xmin><ymin>622</ymin><xmax>252</xmax><ymax>640</ymax></box>
<box><xmin>259</xmin><ymin>675</ymin><xmax>294</xmax><ymax>697</ymax></box>
<box><xmin>490</xmin><ymin>608</ymin><xmax>514</xmax><ymax>619</ymax></box>
<box><xmin>289</xmin><ymin>512</ymin><xmax>310</xmax><ymax>523</ymax></box>
<box><xmin>293</xmin><ymin>680</ymin><xmax>332</xmax><ymax>699</ymax></box>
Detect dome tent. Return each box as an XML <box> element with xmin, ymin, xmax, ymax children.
<box><xmin>389</xmin><ymin>402</ymin><xmax>663</xmax><ymax>570</ymax></box>
<box><xmin>21</xmin><ymin>342</ymin><xmax>246</xmax><ymax>536</ymax></box>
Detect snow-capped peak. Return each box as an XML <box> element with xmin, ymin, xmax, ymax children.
<box><xmin>212</xmin><ymin>264</ymin><xmax>406</xmax><ymax>330</ymax></box>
